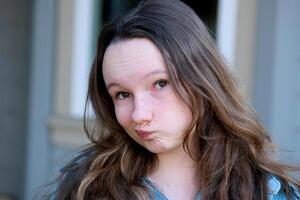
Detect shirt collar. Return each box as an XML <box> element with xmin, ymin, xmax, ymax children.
<box><xmin>268</xmin><ymin>175</ymin><xmax>282</xmax><ymax>195</ymax></box>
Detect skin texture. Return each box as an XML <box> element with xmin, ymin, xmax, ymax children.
<box><xmin>102</xmin><ymin>38</ymin><xmax>192</xmax><ymax>155</ymax></box>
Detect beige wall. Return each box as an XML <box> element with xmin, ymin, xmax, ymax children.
<box><xmin>51</xmin><ymin>0</ymin><xmax>88</xmax><ymax>147</ymax></box>
<box><xmin>234</xmin><ymin>0</ymin><xmax>257</xmax><ymax>101</ymax></box>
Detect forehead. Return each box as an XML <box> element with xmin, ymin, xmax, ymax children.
<box><xmin>102</xmin><ymin>38</ymin><xmax>167</xmax><ymax>81</ymax></box>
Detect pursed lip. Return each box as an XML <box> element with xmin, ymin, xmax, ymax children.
<box><xmin>135</xmin><ymin>130</ymin><xmax>153</xmax><ymax>139</ymax></box>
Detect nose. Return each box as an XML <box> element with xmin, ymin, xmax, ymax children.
<box><xmin>131</xmin><ymin>95</ymin><xmax>154</xmax><ymax>125</ymax></box>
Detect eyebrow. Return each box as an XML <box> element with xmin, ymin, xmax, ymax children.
<box><xmin>106</xmin><ymin>69</ymin><xmax>167</xmax><ymax>90</ymax></box>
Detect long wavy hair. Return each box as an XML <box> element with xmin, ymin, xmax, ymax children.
<box><xmin>55</xmin><ymin>0</ymin><xmax>300</xmax><ymax>199</ymax></box>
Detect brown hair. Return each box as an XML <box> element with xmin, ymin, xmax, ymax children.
<box><xmin>55</xmin><ymin>0</ymin><xmax>300</xmax><ymax>199</ymax></box>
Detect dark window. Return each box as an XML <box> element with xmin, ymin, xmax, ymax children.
<box><xmin>101</xmin><ymin>0</ymin><xmax>218</xmax><ymax>37</ymax></box>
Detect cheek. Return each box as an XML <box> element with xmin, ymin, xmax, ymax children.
<box><xmin>114</xmin><ymin>104</ymin><xmax>132</xmax><ymax>128</ymax></box>
<box><xmin>170</xmin><ymin>105</ymin><xmax>191</xmax><ymax>126</ymax></box>
<box><xmin>162</xmin><ymin>93</ymin><xmax>192</xmax><ymax>130</ymax></box>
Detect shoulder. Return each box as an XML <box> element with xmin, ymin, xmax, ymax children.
<box><xmin>54</xmin><ymin>145</ymin><xmax>97</xmax><ymax>199</ymax></box>
<box><xmin>268</xmin><ymin>175</ymin><xmax>300</xmax><ymax>200</ymax></box>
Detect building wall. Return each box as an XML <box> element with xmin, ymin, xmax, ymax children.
<box><xmin>254</xmin><ymin>0</ymin><xmax>300</xmax><ymax>168</ymax></box>
<box><xmin>0</xmin><ymin>0</ymin><xmax>32</xmax><ymax>199</ymax></box>
<box><xmin>24</xmin><ymin>0</ymin><xmax>56</xmax><ymax>199</ymax></box>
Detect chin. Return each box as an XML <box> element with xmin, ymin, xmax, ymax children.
<box><xmin>143</xmin><ymin>144</ymin><xmax>175</xmax><ymax>154</ymax></box>
<box><xmin>140</xmin><ymin>144</ymin><xmax>165</xmax><ymax>154</ymax></box>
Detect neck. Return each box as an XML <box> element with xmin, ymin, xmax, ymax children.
<box><xmin>149</xmin><ymin>146</ymin><xmax>196</xmax><ymax>183</ymax></box>
<box><xmin>147</xmin><ymin>146</ymin><xmax>198</xmax><ymax>200</ymax></box>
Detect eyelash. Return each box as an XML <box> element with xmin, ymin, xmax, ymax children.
<box><xmin>154</xmin><ymin>79</ymin><xmax>168</xmax><ymax>90</ymax></box>
<box><xmin>115</xmin><ymin>91</ymin><xmax>131</xmax><ymax>100</ymax></box>
<box><xmin>114</xmin><ymin>79</ymin><xmax>168</xmax><ymax>100</ymax></box>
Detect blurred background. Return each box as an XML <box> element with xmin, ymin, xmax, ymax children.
<box><xmin>0</xmin><ymin>0</ymin><xmax>299</xmax><ymax>199</ymax></box>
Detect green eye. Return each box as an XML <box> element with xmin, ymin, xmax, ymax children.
<box><xmin>154</xmin><ymin>80</ymin><xmax>168</xmax><ymax>90</ymax></box>
<box><xmin>116</xmin><ymin>92</ymin><xmax>131</xmax><ymax>99</ymax></box>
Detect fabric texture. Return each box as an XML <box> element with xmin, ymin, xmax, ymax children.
<box><xmin>143</xmin><ymin>176</ymin><xmax>300</xmax><ymax>200</ymax></box>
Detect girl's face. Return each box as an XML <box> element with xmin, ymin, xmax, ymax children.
<box><xmin>102</xmin><ymin>38</ymin><xmax>192</xmax><ymax>154</ymax></box>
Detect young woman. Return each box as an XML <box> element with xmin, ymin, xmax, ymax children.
<box><xmin>54</xmin><ymin>0</ymin><xmax>300</xmax><ymax>199</ymax></box>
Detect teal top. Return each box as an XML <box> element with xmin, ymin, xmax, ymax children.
<box><xmin>143</xmin><ymin>176</ymin><xmax>300</xmax><ymax>200</ymax></box>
